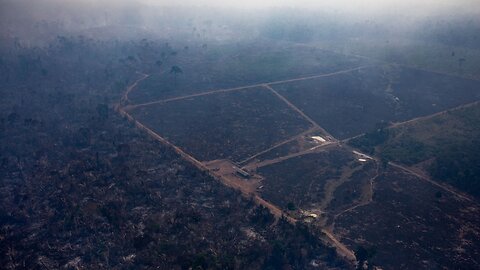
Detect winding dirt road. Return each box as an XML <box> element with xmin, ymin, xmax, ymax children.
<box><xmin>121</xmin><ymin>72</ymin><xmax>150</xmax><ymax>105</ymax></box>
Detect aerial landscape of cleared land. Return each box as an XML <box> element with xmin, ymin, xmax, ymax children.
<box><xmin>119</xmin><ymin>42</ymin><xmax>480</xmax><ymax>269</ymax></box>
<box><xmin>127</xmin><ymin>44</ymin><xmax>369</xmax><ymax>103</ymax></box>
<box><xmin>2</xmin><ymin>1</ymin><xmax>480</xmax><ymax>269</ymax></box>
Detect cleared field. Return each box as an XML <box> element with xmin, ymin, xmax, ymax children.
<box><xmin>274</xmin><ymin>65</ymin><xmax>480</xmax><ymax>139</ymax></box>
<box><xmin>326</xmin><ymin>162</ymin><xmax>375</xmax><ymax>216</ymax></box>
<box><xmin>124</xmin><ymin>45</ymin><xmax>480</xmax><ymax>270</ymax></box>
<box><xmin>334</xmin><ymin>166</ymin><xmax>480</xmax><ymax>269</ymax></box>
<box><xmin>128</xmin><ymin>43</ymin><xmax>368</xmax><ymax>103</ymax></box>
<box><xmin>240</xmin><ymin>128</ymin><xmax>330</xmax><ymax>165</ymax></box>
<box><xmin>129</xmin><ymin>87</ymin><xmax>312</xmax><ymax>162</ymax></box>
<box><xmin>349</xmin><ymin>102</ymin><xmax>480</xmax><ymax>198</ymax></box>
<box><xmin>255</xmin><ymin>146</ymin><xmax>376</xmax><ymax>220</ymax></box>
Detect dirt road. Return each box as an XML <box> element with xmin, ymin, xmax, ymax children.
<box><xmin>116</xmin><ymin>61</ymin><xmax>480</xmax><ymax>268</ymax></box>
<box><xmin>116</xmin><ymin>73</ymin><xmax>358</xmax><ymax>265</ymax></box>
<box><xmin>244</xmin><ymin>142</ymin><xmax>338</xmax><ymax>170</ymax></box>
<box><xmin>389</xmin><ymin>162</ymin><xmax>478</xmax><ymax>205</ymax></box>
<box><xmin>322</xmin><ymin>229</ymin><xmax>356</xmax><ymax>261</ymax></box>
<box><xmin>389</xmin><ymin>100</ymin><xmax>480</xmax><ymax>128</ymax></box>
<box><xmin>238</xmin><ymin>126</ymin><xmax>320</xmax><ymax>165</ymax></box>
<box><xmin>126</xmin><ymin>65</ymin><xmax>371</xmax><ymax>110</ymax></box>
<box><xmin>121</xmin><ymin>72</ymin><xmax>150</xmax><ymax>105</ymax></box>
<box><xmin>264</xmin><ymin>84</ymin><xmax>337</xmax><ymax>140</ymax></box>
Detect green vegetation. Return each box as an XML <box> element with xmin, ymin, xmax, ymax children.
<box><xmin>348</xmin><ymin>123</ymin><xmax>391</xmax><ymax>154</ymax></box>
<box><xmin>355</xmin><ymin>245</ymin><xmax>377</xmax><ymax>270</ymax></box>
<box><xmin>429</xmin><ymin>140</ymin><xmax>480</xmax><ymax>197</ymax></box>
<box><xmin>380</xmin><ymin>137</ymin><xmax>431</xmax><ymax>165</ymax></box>
<box><xmin>349</xmin><ymin>103</ymin><xmax>480</xmax><ymax>197</ymax></box>
<box><xmin>275</xmin><ymin>65</ymin><xmax>480</xmax><ymax>139</ymax></box>
<box><xmin>286</xmin><ymin>202</ymin><xmax>296</xmax><ymax>211</ymax></box>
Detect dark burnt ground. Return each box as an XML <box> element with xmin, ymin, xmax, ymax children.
<box><xmin>256</xmin><ymin>147</ymin><xmax>376</xmax><ymax>218</ymax></box>
<box><xmin>334</xmin><ymin>166</ymin><xmax>480</xmax><ymax>269</ymax></box>
<box><xmin>130</xmin><ymin>87</ymin><xmax>312</xmax><ymax>163</ymax></box>
<box><xmin>128</xmin><ymin>44</ymin><xmax>367</xmax><ymax>103</ymax></box>
<box><xmin>274</xmin><ymin>65</ymin><xmax>480</xmax><ymax>139</ymax></box>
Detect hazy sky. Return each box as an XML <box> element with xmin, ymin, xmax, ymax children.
<box><xmin>139</xmin><ymin>0</ymin><xmax>480</xmax><ymax>16</ymax></box>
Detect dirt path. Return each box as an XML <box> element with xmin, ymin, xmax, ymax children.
<box><xmin>389</xmin><ymin>162</ymin><xmax>478</xmax><ymax>205</ymax></box>
<box><xmin>118</xmin><ymin>103</ymin><xmax>300</xmax><ymax>223</ymax></box>
<box><xmin>125</xmin><ymin>65</ymin><xmax>370</xmax><ymax>111</ymax></box>
<box><xmin>121</xmin><ymin>72</ymin><xmax>150</xmax><ymax>105</ymax></box>
<box><xmin>255</xmin><ymin>196</ymin><xmax>297</xmax><ymax>223</ymax></box>
<box><xmin>341</xmin><ymin>132</ymin><xmax>366</xmax><ymax>143</ymax></box>
<box><xmin>238</xmin><ymin>127</ymin><xmax>319</xmax><ymax>165</ymax></box>
<box><xmin>264</xmin><ymin>84</ymin><xmax>337</xmax><ymax>140</ymax></box>
<box><xmin>319</xmin><ymin>166</ymin><xmax>362</xmax><ymax>212</ymax></box>
<box><xmin>244</xmin><ymin>142</ymin><xmax>338</xmax><ymax>171</ymax></box>
<box><xmin>389</xmin><ymin>100</ymin><xmax>480</xmax><ymax>128</ymax></box>
<box><xmin>336</xmin><ymin>99</ymin><xmax>480</xmax><ymax>208</ymax></box>
<box><xmin>339</xmin><ymin>123</ymin><xmax>479</xmax><ymax>207</ymax></box>
<box><xmin>298</xmin><ymin>42</ymin><xmax>480</xmax><ymax>82</ymax></box>
<box><xmin>321</xmin><ymin>229</ymin><xmax>356</xmax><ymax>261</ymax></box>
<box><xmin>331</xmin><ymin>161</ymin><xmax>380</xmax><ymax>226</ymax></box>
<box><xmin>117</xmin><ymin>107</ymin><xmax>208</xmax><ymax>171</ymax></box>
<box><xmin>126</xmin><ymin>83</ymin><xmax>265</xmax><ymax>110</ymax></box>
<box><xmin>115</xmin><ymin>53</ymin><xmax>479</xmax><ymax>266</ymax></box>
<box><xmin>116</xmin><ymin>74</ymin><xmax>357</xmax><ymax>265</ymax></box>
<box><xmin>340</xmin><ymin>100</ymin><xmax>480</xmax><ymax>144</ymax></box>
<box><xmin>267</xmin><ymin>65</ymin><xmax>370</xmax><ymax>86</ymax></box>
